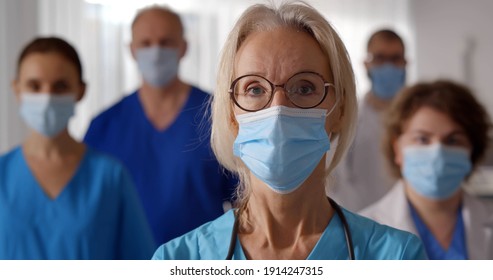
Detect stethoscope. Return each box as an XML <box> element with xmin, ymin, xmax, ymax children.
<box><xmin>226</xmin><ymin>197</ymin><xmax>355</xmax><ymax>260</ymax></box>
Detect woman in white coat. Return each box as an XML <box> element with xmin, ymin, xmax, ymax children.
<box><xmin>360</xmin><ymin>80</ymin><xmax>493</xmax><ymax>259</ymax></box>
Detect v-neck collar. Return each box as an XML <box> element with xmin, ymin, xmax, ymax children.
<box><xmin>233</xmin><ymin>210</ymin><xmax>346</xmax><ymax>260</ymax></box>
<box><xmin>409</xmin><ymin>202</ymin><xmax>468</xmax><ymax>259</ymax></box>
<box><xmin>18</xmin><ymin>146</ymin><xmax>89</xmax><ymax>203</ymax></box>
<box><xmin>134</xmin><ymin>88</ymin><xmax>193</xmax><ymax>134</ymax></box>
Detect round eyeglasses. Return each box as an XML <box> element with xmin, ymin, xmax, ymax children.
<box><xmin>229</xmin><ymin>71</ymin><xmax>334</xmax><ymax>112</ymax></box>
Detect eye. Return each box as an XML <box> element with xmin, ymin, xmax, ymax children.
<box><xmin>291</xmin><ymin>82</ymin><xmax>316</xmax><ymax>96</ymax></box>
<box><xmin>26</xmin><ymin>80</ymin><xmax>41</xmax><ymax>92</ymax></box>
<box><xmin>53</xmin><ymin>81</ymin><xmax>69</xmax><ymax>93</ymax></box>
<box><xmin>371</xmin><ymin>54</ymin><xmax>386</xmax><ymax>64</ymax></box>
<box><xmin>390</xmin><ymin>55</ymin><xmax>405</xmax><ymax>64</ymax></box>
<box><xmin>444</xmin><ymin>134</ymin><xmax>468</xmax><ymax>147</ymax></box>
<box><xmin>413</xmin><ymin>135</ymin><xmax>430</xmax><ymax>145</ymax></box>
<box><xmin>159</xmin><ymin>39</ymin><xmax>172</xmax><ymax>47</ymax></box>
<box><xmin>141</xmin><ymin>40</ymin><xmax>151</xmax><ymax>47</ymax></box>
<box><xmin>244</xmin><ymin>83</ymin><xmax>268</xmax><ymax>97</ymax></box>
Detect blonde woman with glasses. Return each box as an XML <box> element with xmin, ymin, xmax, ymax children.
<box><xmin>153</xmin><ymin>1</ymin><xmax>426</xmax><ymax>260</ymax></box>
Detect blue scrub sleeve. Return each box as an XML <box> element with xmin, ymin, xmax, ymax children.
<box><xmin>401</xmin><ymin>234</ymin><xmax>428</xmax><ymax>260</ymax></box>
<box><xmin>116</xmin><ymin>166</ymin><xmax>156</xmax><ymax>259</ymax></box>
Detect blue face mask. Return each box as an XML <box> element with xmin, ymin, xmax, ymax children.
<box><xmin>233</xmin><ymin>106</ymin><xmax>331</xmax><ymax>194</ymax></box>
<box><xmin>136</xmin><ymin>46</ymin><xmax>179</xmax><ymax>88</ymax></box>
<box><xmin>402</xmin><ymin>144</ymin><xmax>472</xmax><ymax>200</ymax></box>
<box><xmin>369</xmin><ymin>63</ymin><xmax>406</xmax><ymax>99</ymax></box>
<box><xmin>19</xmin><ymin>92</ymin><xmax>75</xmax><ymax>137</ymax></box>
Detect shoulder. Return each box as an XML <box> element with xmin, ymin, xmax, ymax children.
<box><xmin>0</xmin><ymin>146</ymin><xmax>22</xmax><ymax>166</ymax></box>
<box><xmin>343</xmin><ymin>209</ymin><xmax>426</xmax><ymax>259</ymax></box>
<box><xmin>84</xmin><ymin>147</ymin><xmax>122</xmax><ymax>167</ymax></box>
<box><xmin>359</xmin><ymin>182</ymin><xmax>404</xmax><ymax>219</ymax></box>
<box><xmin>463</xmin><ymin>192</ymin><xmax>493</xmax><ymax>217</ymax></box>
<box><xmin>187</xmin><ymin>86</ymin><xmax>212</xmax><ymax>108</ymax></box>
<box><xmin>0</xmin><ymin>147</ymin><xmax>22</xmax><ymax>178</ymax></box>
<box><xmin>89</xmin><ymin>92</ymin><xmax>138</xmax><ymax>126</ymax></box>
<box><xmin>190</xmin><ymin>86</ymin><xmax>211</xmax><ymax>97</ymax></box>
<box><xmin>83</xmin><ymin>147</ymin><xmax>129</xmax><ymax>180</ymax></box>
<box><xmin>152</xmin><ymin>210</ymin><xmax>234</xmax><ymax>260</ymax></box>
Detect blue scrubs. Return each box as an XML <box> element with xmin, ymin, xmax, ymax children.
<box><xmin>410</xmin><ymin>204</ymin><xmax>468</xmax><ymax>259</ymax></box>
<box><xmin>0</xmin><ymin>146</ymin><xmax>155</xmax><ymax>260</ymax></box>
<box><xmin>84</xmin><ymin>87</ymin><xmax>236</xmax><ymax>246</ymax></box>
<box><xmin>152</xmin><ymin>209</ymin><xmax>427</xmax><ymax>260</ymax></box>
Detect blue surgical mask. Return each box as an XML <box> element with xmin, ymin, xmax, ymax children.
<box><xmin>402</xmin><ymin>144</ymin><xmax>472</xmax><ymax>200</ymax></box>
<box><xmin>19</xmin><ymin>92</ymin><xmax>76</xmax><ymax>137</ymax></box>
<box><xmin>369</xmin><ymin>63</ymin><xmax>406</xmax><ymax>99</ymax></box>
<box><xmin>233</xmin><ymin>106</ymin><xmax>330</xmax><ymax>194</ymax></box>
<box><xmin>136</xmin><ymin>46</ymin><xmax>179</xmax><ymax>88</ymax></box>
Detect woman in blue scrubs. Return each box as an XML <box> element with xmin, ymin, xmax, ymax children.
<box><xmin>361</xmin><ymin>80</ymin><xmax>493</xmax><ymax>259</ymax></box>
<box><xmin>152</xmin><ymin>2</ymin><xmax>426</xmax><ymax>260</ymax></box>
<box><xmin>0</xmin><ymin>37</ymin><xmax>155</xmax><ymax>259</ymax></box>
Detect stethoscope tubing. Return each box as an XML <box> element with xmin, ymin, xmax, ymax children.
<box><xmin>226</xmin><ymin>197</ymin><xmax>355</xmax><ymax>260</ymax></box>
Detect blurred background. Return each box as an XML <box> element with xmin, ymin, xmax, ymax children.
<box><xmin>1</xmin><ymin>0</ymin><xmax>492</xmax><ymax>154</ymax></box>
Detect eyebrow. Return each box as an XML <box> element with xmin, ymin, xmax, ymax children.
<box><xmin>25</xmin><ymin>78</ymin><xmax>40</xmax><ymax>84</ymax></box>
<box><xmin>408</xmin><ymin>129</ymin><xmax>467</xmax><ymax>137</ymax></box>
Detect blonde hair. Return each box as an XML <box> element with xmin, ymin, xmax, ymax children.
<box><xmin>211</xmin><ymin>1</ymin><xmax>357</xmax><ymax>211</ymax></box>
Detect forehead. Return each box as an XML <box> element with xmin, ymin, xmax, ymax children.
<box><xmin>132</xmin><ymin>10</ymin><xmax>183</xmax><ymax>39</ymax></box>
<box><xmin>368</xmin><ymin>38</ymin><xmax>404</xmax><ymax>55</ymax></box>
<box><xmin>234</xmin><ymin>27</ymin><xmax>331</xmax><ymax>81</ymax></box>
<box><xmin>403</xmin><ymin>106</ymin><xmax>463</xmax><ymax>134</ymax></box>
<box><xmin>19</xmin><ymin>52</ymin><xmax>79</xmax><ymax>80</ymax></box>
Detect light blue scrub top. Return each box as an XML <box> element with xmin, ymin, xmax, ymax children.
<box><xmin>0</xmin><ymin>146</ymin><xmax>155</xmax><ymax>259</ymax></box>
<box><xmin>152</xmin><ymin>208</ymin><xmax>427</xmax><ymax>260</ymax></box>
<box><xmin>410</xmin><ymin>204</ymin><xmax>468</xmax><ymax>260</ymax></box>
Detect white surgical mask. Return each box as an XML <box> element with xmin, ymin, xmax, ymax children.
<box><xmin>136</xmin><ymin>46</ymin><xmax>179</xmax><ymax>88</ymax></box>
<box><xmin>19</xmin><ymin>92</ymin><xmax>75</xmax><ymax>137</ymax></box>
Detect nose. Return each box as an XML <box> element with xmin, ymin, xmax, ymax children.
<box><xmin>269</xmin><ymin>86</ymin><xmax>292</xmax><ymax>107</ymax></box>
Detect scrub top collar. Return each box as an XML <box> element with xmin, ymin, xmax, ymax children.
<box><xmin>409</xmin><ymin>202</ymin><xmax>468</xmax><ymax>260</ymax></box>
<box><xmin>231</xmin><ymin>208</ymin><xmax>350</xmax><ymax>260</ymax></box>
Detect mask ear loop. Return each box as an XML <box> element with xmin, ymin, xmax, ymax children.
<box><xmin>323</xmin><ymin>84</ymin><xmax>340</xmax><ymax>118</ymax></box>
<box><xmin>323</xmin><ymin>85</ymin><xmax>341</xmax><ymax>142</ymax></box>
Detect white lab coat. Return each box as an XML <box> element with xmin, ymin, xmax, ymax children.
<box><xmin>328</xmin><ymin>96</ymin><xmax>396</xmax><ymax>212</ymax></box>
<box><xmin>360</xmin><ymin>180</ymin><xmax>493</xmax><ymax>259</ymax></box>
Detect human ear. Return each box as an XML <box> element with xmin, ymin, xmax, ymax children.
<box><xmin>11</xmin><ymin>79</ymin><xmax>21</xmax><ymax>103</ymax></box>
<box><xmin>76</xmin><ymin>82</ymin><xmax>86</xmax><ymax>102</ymax></box>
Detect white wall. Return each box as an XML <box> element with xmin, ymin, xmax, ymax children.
<box><xmin>4</xmin><ymin>0</ymin><xmax>492</xmax><ymax>155</ymax></box>
<box><xmin>410</xmin><ymin>0</ymin><xmax>493</xmax><ymax>117</ymax></box>
<box><xmin>0</xmin><ymin>0</ymin><xmax>37</xmax><ymax>154</ymax></box>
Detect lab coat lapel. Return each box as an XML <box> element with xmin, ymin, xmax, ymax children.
<box><xmin>384</xmin><ymin>182</ymin><xmax>419</xmax><ymax>235</ymax></box>
<box><xmin>462</xmin><ymin>193</ymin><xmax>493</xmax><ymax>259</ymax></box>
<box><xmin>360</xmin><ymin>181</ymin><xmax>419</xmax><ymax>236</ymax></box>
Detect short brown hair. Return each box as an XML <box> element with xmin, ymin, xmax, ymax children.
<box><xmin>367</xmin><ymin>29</ymin><xmax>405</xmax><ymax>53</ymax></box>
<box><xmin>17</xmin><ymin>37</ymin><xmax>83</xmax><ymax>83</ymax></box>
<box><xmin>383</xmin><ymin>80</ymin><xmax>492</xmax><ymax>178</ymax></box>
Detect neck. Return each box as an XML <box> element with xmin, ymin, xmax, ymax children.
<box><xmin>404</xmin><ymin>182</ymin><xmax>462</xmax><ymax>248</ymax></box>
<box><xmin>365</xmin><ymin>91</ymin><xmax>392</xmax><ymax>112</ymax></box>
<box><xmin>139</xmin><ymin>78</ymin><xmax>187</xmax><ymax>101</ymax></box>
<box><xmin>242</xmin><ymin>164</ymin><xmax>332</xmax><ymax>246</ymax></box>
<box><xmin>23</xmin><ymin>129</ymin><xmax>83</xmax><ymax>159</ymax></box>
<box><xmin>137</xmin><ymin>78</ymin><xmax>191</xmax><ymax>130</ymax></box>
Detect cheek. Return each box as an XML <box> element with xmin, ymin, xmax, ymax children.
<box><xmin>393</xmin><ymin>140</ymin><xmax>404</xmax><ymax>167</ymax></box>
